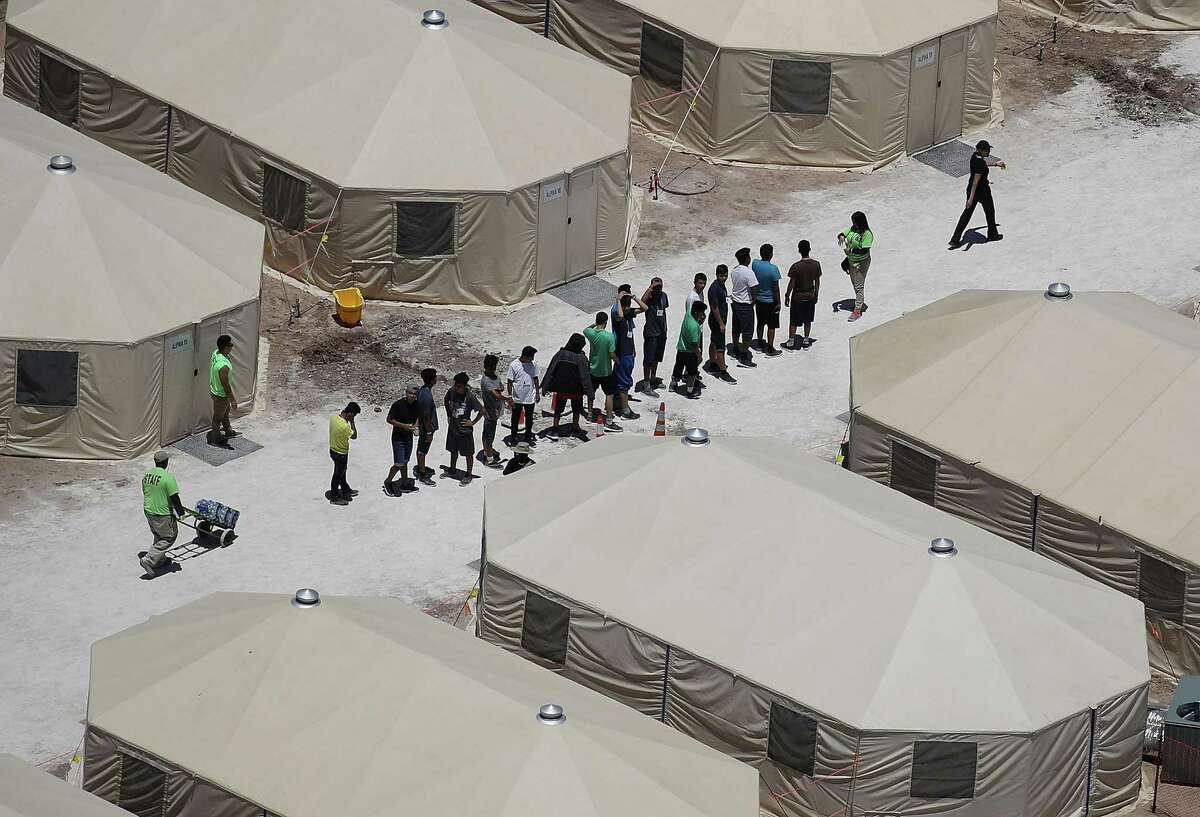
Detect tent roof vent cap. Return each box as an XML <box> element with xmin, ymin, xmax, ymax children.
<box><xmin>682</xmin><ymin>428</ymin><xmax>710</xmax><ymax>447</ymax></box>
<box><xmin>1045</xmin><ymin>282</ymin><xmax>1072</xmax><ymax>300</ymax></box>
<box><xmin>47</xmin><ymin>155</ymin><xmax>76</xmax><ymax>175</ymax></box>
<box><xmin>537</xmin><ymin>703</ymin><xmax>566</xmax><ymax>725</ymax></box>
<box><xmin>292</xmin><ymin>588</ymin><xmax>321</xmax><ymax>608</ymax></box>
<box><xmin>929</xmin><ymin>537</ymin><xmax>958</xmax><ymax>558</ymax></box>
<box><xmin>421</xmin><ymin>9</ymin><xmax>448</xmax><ymax>28</ymax></box>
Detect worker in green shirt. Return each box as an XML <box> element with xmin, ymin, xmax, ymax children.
<box><xmin>670</xmin><ymin>301</ymin><xmax>707</xmax><ymax>399</ymax></box>
<box><xmin>327</xmin><ymin>402</ymin><xmax>360</xmax><ymax>506</ymax></box>
<box><xmin>140</xmin><ymin>450</ymin><xmax>186</xmax><ymax>578</ymax></box>
<box><xmin>838</xmin><ymin>211</ymin><xmax>873</xmax><ymax>323</ymax></box>
<box><xmin>208</xmin><ymin>334</ymin><xmax>238</xmax><ymax>450</ymax></box>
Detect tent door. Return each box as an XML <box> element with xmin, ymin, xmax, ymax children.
<box><xmin>933</xmin><ymin>30</ymin><xmax>967</xmax><ymax>146</ymax></box>
<box><xmin>566</xmin><ymin>167</ymin><xmax>598</xmax><ymax>282</ymax></box>
<box><xmin>159</xmin><ymin>327</ymin><xmax>197</xmax><ymax>445</ymax></box>
<box><xmin>535</xmin><ymin>176</ymin><xmax>569</xmax><ymax>292</ymax></box>
<box><xmin>906</xmin><ymin>38</ymin><xmax>940</xmax><ymax>154</ymax></box>
<box><xmin>192</xmin><ymin>317</ymin><xmax>224</xmax><ymax>434</ymax></box>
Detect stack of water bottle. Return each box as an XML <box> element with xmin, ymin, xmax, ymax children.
<box><xmin>194</xmin><ymin>498</ymin><xmax>240</xmax><ymax>529</ymax></box>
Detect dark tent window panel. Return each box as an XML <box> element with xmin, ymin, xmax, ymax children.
<box><xmin>261</xmin><ymin>164</ymin><xmax>308</xmax><ymax>232</ymax></box>
<box><xmin>38</xmin><ymin>52</ymin><xmax>80</xmax><ymax>126</ymax></box>
<box><xmin>1139</xmin><ymin>552</ymin><xmax>1186</xmax><ymax>624</ymax></box>
<box><xmin>394</xmin><ymin>202</ymin><xmax>457</xmax><ymax>258</ymax></box>
<box><xmin>16</xmin><ymin>349</ymin><xmax>78</xmax><ymax>407</ymax></box>
<box><xmin>639</xmin><ymin>22</ymin><xmax>685</xmax><ymax>92</ymax></box>
<box><xmin>766</xmin><ymin>702</ymin><xmax>819</xmax><ymax>776</ymax></box>
<box><xmin>118</xmin><ymin>753</ymin><xmax>167</xmax><ymax>817</ymax></box>
<box><xmin>521</xmin><ymin>590</ymin><xmax>570</xmax><ymax>664</ymax></box>
<box><xmin>889</xmin><ymin>440</ymin><xmax>938</xmax><ymax>506</ymax></box>
<box><xmin>770</xmin><ymin>60</ymin><xmax>832</xmax><ymax>116</ymax></box>
<box><xmin>910</xmin><ymin>741</ymin><xmax>978</xmax><ymax>800</ymax></box>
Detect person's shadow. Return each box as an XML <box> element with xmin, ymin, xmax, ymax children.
<box><xmin>953</xmin><ymin>228</ymin><xmax>994</xmax><ymax>251</ymax></box>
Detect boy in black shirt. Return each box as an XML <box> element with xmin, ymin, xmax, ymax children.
<box><xmin>383</xmin><ymin>386</ymin><xmax>420</xmax><ymax>496</ymax></box>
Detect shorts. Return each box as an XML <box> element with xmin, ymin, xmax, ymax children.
<box><xmin>755</xmin><ymin>301</ymin><xmax>780</xmax><ymax>330</ymax></box>
<box><xmin>731</xmin><ymin>302</ymin><xmax>754</xmax><ymax>340</ymax></box>
<box><xmin>446</xmin><ymin>431</ymin><xmax>475</xmax><ymax>457</ymax></box>
<box><xmin>417</xmin><ymin>430</ymin><xmax>434</xmax><ymax>455</ymax></box>
<box><xmin>391</xmin><ymin>436</ymin><xmax>413</xmax><ymax>466</ymax></box>
<box><xmin>594</xmin><ymin>372</ymin><xmax>617</xmax><ymax>396</ymax></box>
<box><xmin>790</xmin><ymin>298</ymin><xmax>817</xmax><ymax>325</ymax></box>
<box><xmin>615</xmin><ymin>354</ymin><xmax>635</xmax><ymax>392</ymax></box>
<box><xmin>707</xmin><ymin>315</ymin><xmax>727</xmax><ymax>349</ymax></box>
<box><xmin>643</xmin><ymin>334</ymin><xmax>667</xmax><ymax>364</ymax></box>
<box><xmin>553</xmin><ymin>393</ymin><xmax>585</xmax><ymax>417</ymax></box>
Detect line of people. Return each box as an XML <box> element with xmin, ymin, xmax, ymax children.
<box><xmin>323</xmin><ymin>212</ymin><xmax>875</xmax><ymax>503</ymax></box>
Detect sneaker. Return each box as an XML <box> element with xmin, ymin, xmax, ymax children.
<box><xmin>717</xmin><ymin>370</ymin><xmax>738</xmax><ymax>384</ymax></box>
<box><xmin>669</xmin><ymin>380</ymin><xmax>679</xmax><ymax>393</ymax></box>
<box><xmin>208</xmin><ymin>438</ymin><xmax>234</xmax><ymax>450</ymax></box>
<box><xmin>702</xmin><ymin>360</ymin><xmax>720</xmax><ymax>375</ymax></box>
<box><xmin>224</xmin><ymin>430</ymin><xmax>241</xmax><ymax>438</ymax></box>
<box><xmin>459</xmin><ymin>476</ymin><xmax>473</xmax><ymax>487</ymax></box>
<box><xmin>634</xmin><ymin>381</ymin><xmax>650</xmax><ymax>395</ymax></box>
<box><xmin>399</xmin><ymin>479</ymin><xmax>420</xmax><ymax>492</ymax></box>
<box><xmin>802</xmin><ymin>337</ymin><xmax>816</xmax><ymax>348</ymax></box>
<box><xmin>604</xmin><ymin>419</ymin><xmax>624</xmax><ymax>432</ymax></box>
<box><xmin>382</xmin><ymin>482</ymin><xmax>397</xmax><ymax>497</ymax></box>
<box><xmin>476</xmin><ymin>450</ymin><xmax>488</xmax><ymax>464</ymax></box>
<box><xmin>737</xmin><ymin>357</ymin><xmax>757</xmax><ymax>368</ymax></box>
<box><xmin>329</xmin><ymin>494</ymin><xmax>350</xmax><ymax>505</ymax></box>
<box><xmin>546</xmin><ymin>428</ymin><xmax>560</xmax><ymax>441</ymax></box>
<box><xmin>698</xmin><ymin>380</ymin><xmax>707</xmax><ymax>389</ymax></box>
<box><xmin>847</xmin><ymin>310</ymin><xmax>862</xmax><ymax>322</ymax></box>
<box><xmin>140</xmin><ymin>555</ymin><xmax>157</xmax><ymax>577</ymax></box>
<box><xmin>988</xmin><ymin>233</ymin><xmax>1004</xmax><ymax>242</ymax></box>
<box><xmin>948</xmin><ymin>240</ymin><xmax>962</xmax><ymax>250</ymax></box>
<box><xmin>621</xmin><ymin>410</ymin><xmax>640</xmax><ymax>420</ymax></box>
<box><xmin>642</xmin><ymin>387</ymin><xmax>659</xmax><ymax>398</ymax></box>
<box><xmin>490</xmin><ymin>452</ymin><xmax>503</xmax><ymax>465</ymax></box>
<box><xmin>765</xmin><ymin>346</ymin><xmax>783</xmax><ymax>357</ymax></box>
<box><xmin>780</xmin><ymin>340</ymin><xmax>799</xmax><ymax>351</ymax></box>
<box><xmin>652</xmin><ymin>377</ymin><xmax>665</xmax><ymax>389</ymax></box>
<box><xmin>750</xmin><ymin>339</ymin><xmax>766</xmax><ymax>352</ymax></box>
<box><xmin>347</xmin><ymin>489</ymin><xmax>360</xmax><ymax>497</ymax></box>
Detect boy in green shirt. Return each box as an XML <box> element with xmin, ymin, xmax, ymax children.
<box><xmin>140</xmin><ymin>450</ymin><xmax>185</xmax><ymax>577</ymax></box>
<box><xmin>208</xmin><ymin>334</ymin><xmax>238</xmax><ymax>449</ymax></box>
<box><xmin>671</xmin><ymin>302</ymin><xmax>707</xmax><ymax>399</ymax></box>
<box><xmin>583</xmin><ymin>312</ymin><xmax>621</xmax><ymax>431</ymax></box>
<box><xmin>328</xmin><ymin>402</ymin><xmax>360</xmax><ymax>505</ymax></box>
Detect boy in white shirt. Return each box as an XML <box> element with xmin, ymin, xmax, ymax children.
<box><xmin>506</xmin><ymin>346</ymin><xmax>541</xmax><ymax>445</ymax></box>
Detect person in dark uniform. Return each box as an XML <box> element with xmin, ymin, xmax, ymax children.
<box><xmin>949</xmin><ymin>140</ymin><xmax>1006</xmax><ymax>250</ymax></box>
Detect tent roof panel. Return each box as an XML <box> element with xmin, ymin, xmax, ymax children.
<box><xmin>0</xmin><ymin>98</ymin><xmax>261</xmax><ymax>344</ymax></box>
<box><xmin>88</xmin><ymin>593</ymin><xmax>757</xmax><ymax>817</ymax></box>
<box><xmin>8</xmin><ymin>0</ymin><xmax>632</xmax><ymax>191</ymax></box>
<box><xmin>850</xmin><ymin>290</ymin><xmax>1200</xmax><ymax>563</ymax></box>
<box><xmin>0</xmin><ymin>754</ymin><xmax>136</xmax><ymax>817</ymax></box>
<box><xmin>593</xmin><ymin>0</ymin><xmax>997</xmax><ymax>55</ymax></box>
<box><xmin>484</xmin><ymin>435</ymin><xmax>1147</xmax><ymax>733</ymax></box>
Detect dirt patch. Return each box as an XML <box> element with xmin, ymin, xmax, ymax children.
<box><xmin>997</xmin><ymin>1</ymin><xmax>1200</xmax><ymax>124</ymax></box>
<box><xmin>259</xmin><ymin>274</ymin><xmax>486</xmax><ymax>412</ymax></box>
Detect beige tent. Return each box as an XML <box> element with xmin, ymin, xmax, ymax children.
<box><xmin>470</xmin><ymin>0</ymin><xmax>999</xmax><ymax>168</ymax></box>
<box><xmin>0</xmin><ymin>754</ymin><xmax>135</xmax><ymax>817</ymax></box>
<box><xmin>0</xmin><ymin>97</ymin><xmax>261</xmax><ymax>460</ymax></box>
<box><xmin>3</xmin><ymin>0</ymin><xmax>633</xmax><ymax>306</ymax></box>
<box><xmin>479</xmin><ymin>433</ymin><xmax>1149</xmax><ymax>817</ymax></box>
<box><xmin>82</xmin><ymin>591</ymin><xmax>758</xmax><ymax>817</ymax></box>
<box><xmin>1016</xmin><ymin>0</ymin><xmax>1200</xmax><ymax>31</ymax></box>
<box><xmin>848</xmin><ymin>287</ymin><xmax>1200</xmax><ymax>677</ymax></box>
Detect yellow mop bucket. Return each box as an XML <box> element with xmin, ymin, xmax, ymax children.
<box><xmin>333</xmin><ymin>287</ymin><xmax>364</xmax><ymax>327</ymax></box>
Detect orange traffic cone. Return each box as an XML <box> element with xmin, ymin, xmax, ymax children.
<box><xmin>654</xmin><ymin>402</ymin><xmax>667</xmax><ymax>437</ymax></box>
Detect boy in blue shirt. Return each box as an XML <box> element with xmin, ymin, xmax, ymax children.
<box><xmin>751</xmin><ymin>244</ymin><xmax>783</xmax><ymax>357</ymax></box>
